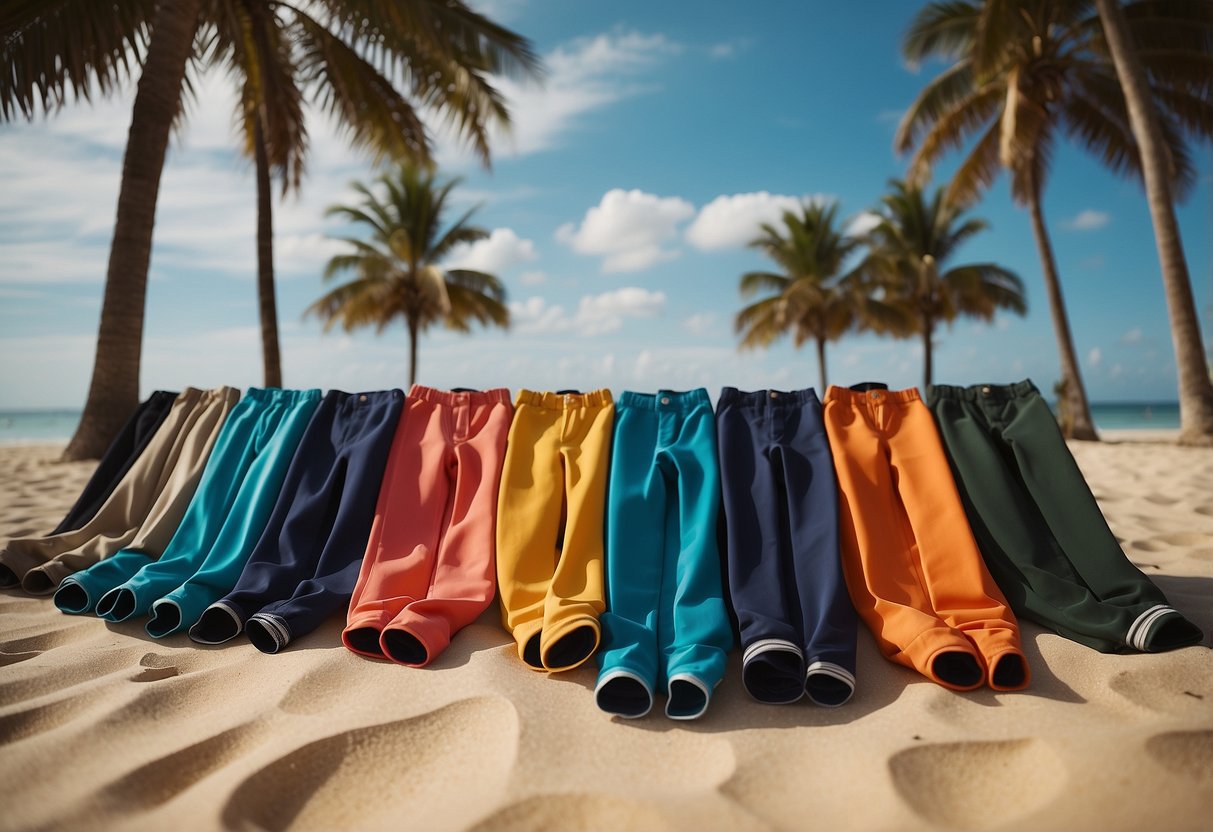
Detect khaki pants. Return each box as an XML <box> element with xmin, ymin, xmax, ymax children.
<box><xmin>3</xmin><ymin>386</ymin><xmax>239</xmax><ymax>594</ymax></box>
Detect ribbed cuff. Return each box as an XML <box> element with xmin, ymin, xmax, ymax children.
<box><xmin>247</xmin><ymin>613</ymin><xmax>292</xmax><ymax>654</ymax></box>
<box><xmin>595</xmin><ymin>668</ymin><xmax>654</xmax><ymax>719</ymax></box>
<box><xmin>804</xmin><ymin>660</ymin><xmax>856</xmax><ymax>707</ymax></box>
<box><xmin>666</xmin><ymin>673</ymin><xmax>713</xmax><ymax>721</ymax></box>
<box><xmin>188</xmin><ymin>601</ymin><xmax>245</xmax><ymax>645</ymax></box>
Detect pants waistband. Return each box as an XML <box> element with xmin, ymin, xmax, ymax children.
<box><xmin>825</xmin><ymin>385</ymin><xmax>921</xmax><ymax>405</ymax></box>
<box><xmin>242</xmin><ymin>387</ymin><xmax>322</xmax><ymax>405</ymax></box>
<box><xmin>515</xmin><ymin>388</ymin><xmax>613</xmax><ymax>410</ymax></box>
<box><xmin>178</xmin><ymin>386</ymin><xmax>241</xmax><ymax>405</ymax></box>
<box><xmin>410</xmin><ymin>385</ymin><xmax>511</xmax><ymax>407</ymax></box>
<box><xmin>718</xmin><ymin>387</ymin><xmax>821</xmax><ymax>408</ymax></box>
<box><xmin>619</xmin><ymin>389</ymin><xmax>711</xmax><ymax>412</ymax></box>
<box><xmin>325</xmin><ymin>388</ymin><xmax>405</xmax><ymax>409</ymax></box>
<box><xmin>928</xmin><ymin>380</ymin><xmax>1040</xmax><ymax>402</ymax></box>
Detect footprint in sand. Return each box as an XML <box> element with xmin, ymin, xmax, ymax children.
<box><xmin>0</xmin><ymin>622</ymin><xmax>95</xmax><ymax>655</ymax></box>
<box><xmin>887</xmin><ymin>739</ymin><xmax>1066</xmax><ymax>829</ymax></box>
<box><xmin>222</xmin><ymin>697</ymin><xmax>519</xmax><ymax>832</ymax></box>
<box><xmin>469</xmin><ymin>795</ymin><xmax>671</xmax><ymax>831</ymax></box>
<box><xmin>1109</xmin><ymin>660</ymin><xmax>1213</xmax><ymax>716</ymax></box>
<box><xmin>1145</xmin><ymin>730</ymin><xmax>1213</xmax><ymax>781</ymax></box>
<box><xmin>277</xmin><ymin>655</ymin><xmax>350</xmax><ymax>715</ymax></box>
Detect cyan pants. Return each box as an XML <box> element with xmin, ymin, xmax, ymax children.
<box><xmin>92</xmin><ymin>387</ymin><xmax>321</xmax><ymax>636</ymax></box>
<box><xmin>189</xmin><ymin>389</ymin><xmax>404</xmax><ymax>652</ymax></box>
<box><xmin>928</xmin><ymin>380</ymin><xmax>1204</xmax><ymax>653</ymax></box>
<box><xmin>595</xmin><ymin>389</ymin><xmax>733</xmax><ymax>720</ymax></box>
<box><xmin>716</xmin><ymin>387</ymin><xmax>857</xmax><ymax>706</ymax></box>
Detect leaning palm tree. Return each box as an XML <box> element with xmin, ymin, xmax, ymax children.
<box><xmin>1</xmin><ymin>1</ymin><xmax>539</xmax><ymax>458</ymax></box>
<box><xmin>862</xmin><ymin>179</ymin><xmax>1027</xmax><ymax>390</ymax></box>
<box><xmin>307</xmin><ymin>165</ymin><xmax>509</xmax><ymax>385</ymax></box>
<box><xmin>735</xmin><ymin>203</ymin><xmax>864</xmax><ymax>391</ymax></box>
<box><xmin>1092</xmin><ymin>0</ymin><xmax>1213</xmax><ymax>446</ymax></box>
<box><xmin>897</xmin><ymin>0</ymin><xmax>1212</xmax><ymax>441</ymax></box>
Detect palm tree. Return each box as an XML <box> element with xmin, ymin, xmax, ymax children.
<box><xmin>306</xmin><ymin>165</ymin><xmax>509</xmax><ymax>385</ymax></box>
<box><xmin>735</xmin><ymin>203</ymin><xmax>865</xmax><ymax>391</ymax></box>
<box><xmin>1092</xmin><ymin>0</ymin><xmax>1213</xmax><ymax>446</ymax></box>
<box><xmin>2</xmin><ymin>1</ymin><xmax>539</xmax><ymax>459</ymax></box>
<box><xmin>862</xmin><ymin>179</ymin><xmax>1027</xmax><ymax>390</ymax></box>
<box><xmin>897</xmin><ymin>0</ymin><xmax>1211</xmax><ymax>441</ymax></box>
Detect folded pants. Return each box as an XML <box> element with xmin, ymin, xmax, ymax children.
<box><xmin>824</xmin><ymin>385</ymin><xmax>1028</xmax><ymax>691</ymax></box>
<box><xmin>716</xmin><ymin>387</ymin><xmax>857</xmax><ymax>707</ymax></box>
<box><xmin>928</xmin><ymin>380</ymin><xmax>1203</xmax><ymax>653</ymax></box>
<box><xmin>190</xmin><ymin>388</ymin><xmax>404</xmax><ymax>652</ymax></box>
<box><xmin>343</xmin><ymin>386</ymin><xmax>512</xmax><ymax>667</ymax></box>
<box><xmin>496</xmin><ymin>389</ymin><xmax>613</xmax><ymax>672</ymax></box>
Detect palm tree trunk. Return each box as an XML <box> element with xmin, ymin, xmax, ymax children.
<box><xmin>1025</xmin><ymin>173</ymin><xmax>1099</xmax><ymax>441</ymax></box>
<box><xmin>816</xmin><ymin>335</ymin><xmax>827</xmax><ymax>391</ymax></box>
<box><xmin>922</xmin><ymin>317</ymin><xmax>934</xmax><ymax>391</ymax></box>
<box><xmin>62</xmin><ymin>0</ymin><xmax>205</xmax><ymax>461</ymax></box>
<box><xmin>253</xmin><ymin>115</ymin><xmax>283</xmax><ymax>388</ymax></box>
<box><xmin>408</xmin><ymin>317</ymin><xmax>419</xmax><ymax>387</ymax></box>
<box><xmin>1095</xmin><ymin>0</ymin><xmax>1213</xmax><ymax>446</ymax></box>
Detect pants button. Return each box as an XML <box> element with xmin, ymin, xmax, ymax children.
<box><xmin>660</xmin><ymin>397</ymin><xmax>670</xmax><ymax>405</ymax></box>
<box><xmin>769</xmin><ymin>391</ymin><xmax>778</xmax><ymax>399</ymax></box>
<box><xmin>982</xmin><ymin>386</ymin><xmax>991</xmax><ymax>394</ymax></box>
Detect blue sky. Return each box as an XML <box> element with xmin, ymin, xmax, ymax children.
<box><xmin>1</xmin><ymin>0</ymin><xmax>1209</xmax><ymax>409</ymax></box>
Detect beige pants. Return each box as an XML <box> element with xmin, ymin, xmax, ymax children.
<box><xmin>2</xmin><ymin>386</ymin><xmax>240</xmax><ymax>594</ymax></box>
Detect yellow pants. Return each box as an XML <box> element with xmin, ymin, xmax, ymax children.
<box><xmin>496</xmin><ymin>389</ymin><xmax>614</xmax><ymax>671</ymax></box>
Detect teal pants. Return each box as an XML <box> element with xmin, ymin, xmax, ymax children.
<box><xmin>93</xmin><ymin>388</ymin><xmax>321</xmax><ymax>637</ymax></box>
<box><xmin>928</xmin><ymin>381</ymin><xmax>1203</xmax><ymax>653</ymax></box>
<box><xmin>595</xmin><ymin>389</ymin><xmax>733</xmax><ymax>720</ymax></box>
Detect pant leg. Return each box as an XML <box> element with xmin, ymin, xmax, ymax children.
<box><xmin>540</xmin><ymin>392</ymin><xmax>613</xmax><ymax>671</ymax></box>
<box><xmin>8</xmin><ymin>387</ymin><xmax>233</xmax><ymax>594</ymax></box>
<box><xmin>50</xmin><ymin>388</ymin><xmax>239</xmax><ymax>612</ymax></box>
<box><xmin>379</xmin><ymin>390</ymin><xmax>513</xmax><ymax>666</ymax></box>
<box><xmin>596</xmin><ymin>398</ymin><xmax>664</xmax><ymax>717</ymax></box>
<box><xmin>95</xmin><ymin>389</ymin><xmax>290</xmax><ymax>623</ymax></box>
<box><xmin>663</xmin><ymin>394</ymin><xmax>732</xmax><ymax>720</ymax></box>
<box><xmin>149</xmin><ymin>389</ymin><xmax>321</xmax><ymax>637</ymax></box>
<box><xmin>342</xmin><ymin>392</ymin><xmax>451</xmax><ymax>659</ymax></box>
<box><xmin>999</xmin><ymin>385</ymin><xmax>1202</xmax><ymax>652</ymax></box>
<box><xmin>48</xmin><ymin>390</ymin><xmax>178</xmax><ymax>537</ymax></box>
<box><xmin>887</xmin><ymin>394</ymin><xmax>1029</xmax><ymax>691</ymax></box>
<box><xmin>716</xmin><ymin>391</ymin><xmax>805</xmax><ymax>705</ymax></box>
<box><xmin>824</xmin><ymin>388</ymin><xmax>984</xmax><ymax>691</ymax></box>
<box><xmin>779</xmin><ymin>392</ymin><xmax>857</xmax><ymax>707</ymax></box>
<box><xmin>194</xmin><ymin>390</ymin><xmax>403</xmax><ymax>649</ymax></box>
<box><xmin>495</xmin><ymin>395</ymin><xmax>565</xmax><ymax>668</ymax></box>
<box><xmin>930</xmin><ymin>388</ymin><xmax>1145</xmax><ymax>652</ymax></box>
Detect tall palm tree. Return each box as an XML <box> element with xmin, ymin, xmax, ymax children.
<box><xmin>862</xmin><ymin>179</ymin><xmax>1027</xmax><ymax>390</ymax></box>
<box><xmin>306</xmin><ymin>165</ymin><xmax>509</xmax><ymax>385</ymax></box>
<box><xmin>1093</xmin><ymin>0</ymin><xmax>1213</xmax><ymax>446</ymax></box>
<box><xmin>1</xmin><ymin>1</ymin><xmax>539</xmax><ymax>459</ymax></box>
<box><xmin>897</xmin><ymin>0</ymin><xmax>1211</xmax><ymax>441</ymax></box>
<box><xmin>735</xmin><ymin>203</ymin><xmax>865</xmax><ymax>391</ymax></box>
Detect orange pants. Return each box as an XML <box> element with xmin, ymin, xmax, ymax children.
<box><xmin>823</xmin><ymin>386</ymin><xmax>1028</xmax><ymax>691</ymax></box>
<box><xmin>343</xmin><ymin>386</ymin><xmax>513</xmax><ymax>667</ymax></box>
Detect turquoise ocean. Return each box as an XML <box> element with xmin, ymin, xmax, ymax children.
<box><xmin>0</xmin><ymin>401</ymin><xmax>1183</xmax><ymax>445</ymax></box>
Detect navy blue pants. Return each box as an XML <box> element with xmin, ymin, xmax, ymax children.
<box><xmin>188</xmin><ymin>389</ymin><xmax>404</xmax><ymax>652</ymax></box>
<box><xmin>54</xmin><ymin>391</ymin><xmax>178</xmax><ymax>536</ymax></box>
<box><xmin>716</xmin><ymin>387</ymin><xmax>858</xmax><ymax>706</ymax></box>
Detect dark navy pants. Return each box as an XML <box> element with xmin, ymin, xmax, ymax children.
<box><xmin>188</xmin><ymin>389</ymin><xmax>404</xmax><ymax>652</ymax></box>
<box><xmin>52</xmin><ymin>391</ymin><xmax>178</xmax><ymax>536</ymax></box>
<box><xmin>716</xmin><ymin>387</ymin><xmax>857</xmax><ymax>706</ymax></box>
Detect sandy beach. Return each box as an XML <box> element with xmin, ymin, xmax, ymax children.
<box><xmin>1</xmin><ymin>438</ymin><xmax>1210</xmax><ymax>832</ymax></box>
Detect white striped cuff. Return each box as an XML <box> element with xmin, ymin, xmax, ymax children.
<box><xmin>805</xmin><ymin>660</ymin><xmax>856</xmax><ymax>708</ymax></box>
<box><xmin>1127</xmin><ymin>605</ymin><xmax>1178</xmax><ymax>652</ymax></box>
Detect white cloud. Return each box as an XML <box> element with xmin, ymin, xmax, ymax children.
<box><xmin>509</xmin><ymin>287</ymin><xmax>666</xmax><ymax>336</ymax></box>
<box><xmin>707</xmin><ymin>38</ymin><xmax>753</xmax><ymax>59</ymax></box>
<box><xmin>1088</xmin><ymin>346</ymin><xmax>1103</xmax><ymax>366</ymax></box>
<box><xmin>847</xmin><ymin>211</ymin><xmax>883</xmax><ymax>237</ymax></box>
<box><xmin>444</xmin><ymin>228</ymin><xmax>537</xmax><ymax>274</ymax></box>
<box><xmin>557</xmin><ymin>189</ymin><xmax>694</xmax><ymax>273</ymax></box>
<box><xmin>1119</xmin><ymin>327</ymin><xmax>1144</xmax><ymax>346</ymax></box>
<box><xmin>682</xmin><ymin>313</ymin><xmax>718</xmax><ymax>335</ymax></box>
<box><xmin>1063</xmin><ymin>209</ymin><xmax>1111</xmax><ymax>231</ymax></box>
<box><xmin>686</xmin><ymin>192</ymin><xmax>810</xmax><ymax>251</ymax></box>
<box><xmin>518</xmin><ymin>270</ymin><xmax>548</xmax><ymax>286</ymax></box>
<box><xmin>437</xmin><ymin>30</ymin><xmax>681</xmax><ymax>163</ymax></box>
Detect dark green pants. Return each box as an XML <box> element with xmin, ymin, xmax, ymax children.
<box><xmin>927</xmin><ymin>380</ymin><xmax>1202</xmax><ymax>653</ymax></box>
